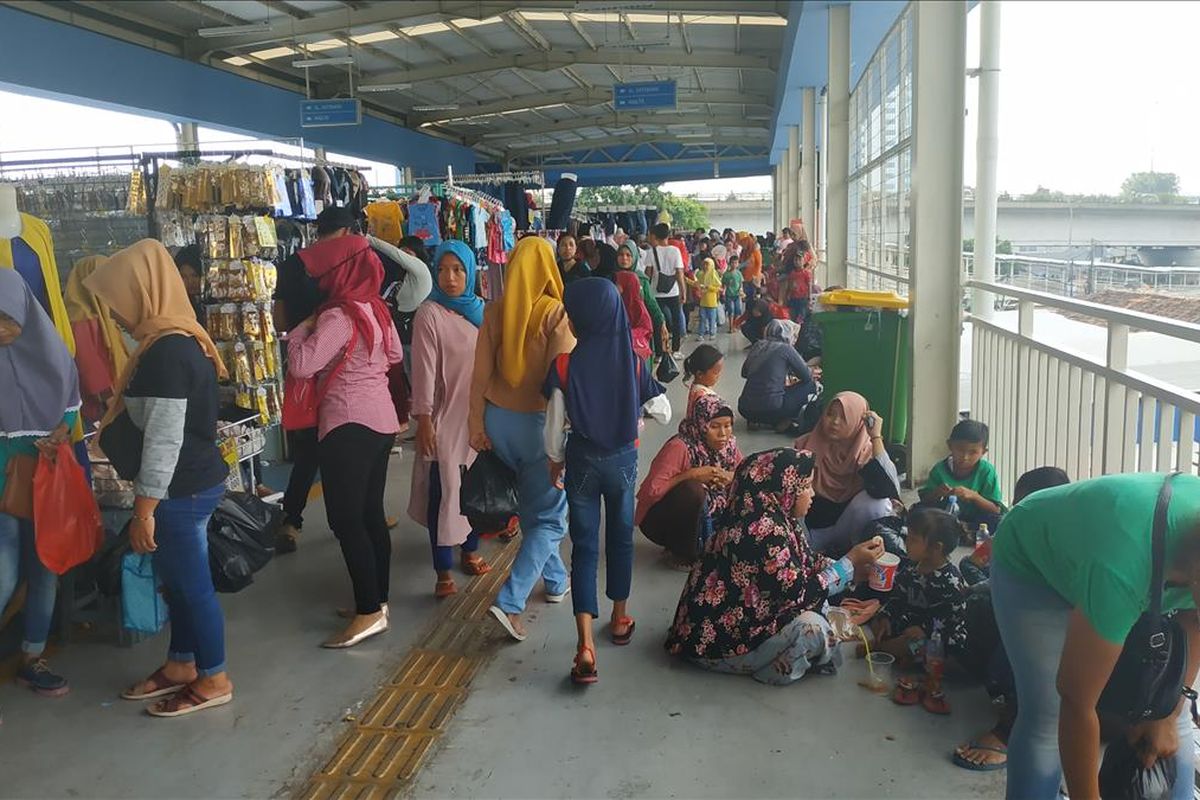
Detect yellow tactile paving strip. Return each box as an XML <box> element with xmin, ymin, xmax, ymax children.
<box><xmin>297</xmin><ymin>534</ymin><xmax>520</xmax><ymax>799</ymax></box>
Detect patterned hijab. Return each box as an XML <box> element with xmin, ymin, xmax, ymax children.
<box><xmin>84</xmin><ymin>239</ymin><xmax>227</xmax><ymax>429</ymax></box>
<box><xmin>676</xmin><ymin>392</ymin><xmax>740</xmax><ymax>516</ymax></box>
<box><xmin>666</xmin><ymin>448</ymin><xmax>833</xmax><ymax>661</ymax></box>
<box><xmin>0</xmin><ymin>269</ymin><xmax>80</xmax><ymax>437</ymax></box>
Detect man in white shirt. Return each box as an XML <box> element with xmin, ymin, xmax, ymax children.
<box><xmin>642</xmin><ymin>222</ymin><xmax>687</xmax><ymax>355</ymax></box>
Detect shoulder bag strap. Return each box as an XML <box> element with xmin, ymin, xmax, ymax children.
<box><xmin>1148</xmin><ymin>471</ymin><xmax>1180</xmax><ymax>642</ymax></box>
<box><xmin>651</xmin><ymin>244</ymin><xmax>663</xmax><ymax>276</ymax></box>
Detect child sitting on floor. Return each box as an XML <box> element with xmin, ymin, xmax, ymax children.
<box><xmin>682</xmin><ymin>344</ymin><xmax>724</xmax><ymax>417</ymax></box>
<box><xmin>918</xmin><ymin>419</ymin><xmax>1004</xmax><ymax>533</ymax></box>
<box><xmin>872</xmin><ymin>508</ymin><xmax>967</xmax><ymax>714</ymax></box>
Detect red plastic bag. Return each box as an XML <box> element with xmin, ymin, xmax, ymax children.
<box><xmin>33</xmin><ymin>443</ymin><xmax>104</xmax><ymax>575</ymax></box>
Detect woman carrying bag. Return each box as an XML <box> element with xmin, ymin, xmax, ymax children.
<box><xmin>0</xmin><ymin>269</ymin><xmax>78</xmax><ymax>704</ymax></box>
<box><xmin>84</xmin><ymin>240</ymin><xmax>234</xmax><ymax>718</ymax></box>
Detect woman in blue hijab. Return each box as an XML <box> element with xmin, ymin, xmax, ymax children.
<box><xmin>408</xmin><ymin>240</ymin><xmax>489</xmax><ymax>598</ymax></box>
<box><xmin>542</xmin><ymin>277</ymin><xmax>671</xmax><ymax>684</ymax></box>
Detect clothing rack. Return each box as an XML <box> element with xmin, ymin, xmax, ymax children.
<box><xmin>446</xmin><ymin>169</ymin><xmax>545</xmax><ymax>188</ymax></box>
<box><xmin>445</xmin><ymin>184</ymin><xmax>503</xmax><ymax>213</ymax></box>
<box><xmin>368</xmin><ymin>182</ymin><xmax>445</xmax><ymax>199</ymax></box>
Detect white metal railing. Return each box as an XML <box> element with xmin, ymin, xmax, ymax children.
<box><xmin>965</xmin><ymin>280</ymin><xmax>1200</xmax><ymax>493</ymax></box>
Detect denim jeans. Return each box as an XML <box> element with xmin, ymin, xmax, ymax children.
<box><xmin>487</xmin><ymin>404</ymin><xmax>568</xmax><ymax>613</ymax></box>
<box><xmin>698</xmin><ymin>306</ymin><xmax>718</xmax><ymax>337</ymax></box>
<box><xmin>0</xmin><ymin>511</ymin><xmax>57</xmax><ymax>655</ymax></box>
<box><xmin>153</xmin><ymin>482</ymin><xmax>226</xmax><ymax>676</ymax></box>
<box><xmin>427</xmin><ymin>462</ymin><xmax>480</xmax><ymax>573</ymax></box>
<box><xmin>992</xmin><ymin>561</ymin><xmax>1194</xmax><ymax>800</ymax></box>
<box><xmin>724</xmin><ymin>296</ymin><xmax>743</xmax><ymax>323</ymax></box>
<box><xmin>565</xmin><ymin>441</ymin><xmax>637</xmax><ymax>619</ymax></box>
<box><xmin>695</xmin><ymin>611</ymin><xmax>838</xmax><ymax>685</ymax></box>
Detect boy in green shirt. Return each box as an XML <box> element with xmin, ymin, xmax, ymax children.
<box><xmin>919</xmin><ymin>419</ymin><xmax>1004</xmax><ymax>531</ymax></box>
<box><xmin>721</xmin><ymin>266</ymin><xmax>744</xmax><ymax>334</ymax></box>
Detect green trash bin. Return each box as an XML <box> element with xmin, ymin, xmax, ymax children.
<box><xmin>813</xmin><ymin>309</ymin><xmax>910</xmax><ymax>445</ymax></box>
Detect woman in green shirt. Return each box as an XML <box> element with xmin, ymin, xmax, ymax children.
<box><xmin>991</xmin><ymin>472</ymin><xmax>1200</xmax><ymax>799</ymax></box>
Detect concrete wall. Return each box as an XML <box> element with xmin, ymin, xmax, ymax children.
<box><xmin>966</xmin><ymin>202</ymin><xmax>1200</xmax><ymax>248</ymax></box>
<box><xmin>0</xmin><ymin>6</ymin><xmax>478</xmax><ymax>173</ymax></box>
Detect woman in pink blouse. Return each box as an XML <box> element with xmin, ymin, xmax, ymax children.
<box><xmin>408</xmin><ymin>241</ymin><xmax>491</xmax><ymax>598</ymax></box>
<box><xmin>289</xmin><ymin>234</ymin><xmax>403</xmax><ymax>649</ymax></box>
<box><xmin>635</xmin><ymin>394</ymin><xmax>743</xmax><ymax>569</ymax></box>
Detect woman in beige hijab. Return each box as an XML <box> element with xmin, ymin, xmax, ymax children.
<box><xmin>85</xmin><ymin>239</ymin><xmax>234</xmax><ymax>718</ymax></box>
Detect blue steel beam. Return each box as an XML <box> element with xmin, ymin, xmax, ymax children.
<box><xmin>0</xmin><ymin>6</ymin><xmax>478</xmax><ymax>173</ymax></box>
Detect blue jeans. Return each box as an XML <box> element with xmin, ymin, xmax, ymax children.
<box><xmin>698</xmin><ymin>306</ymin><xmax>718</xmax><ymax>337</ymax></box>
<box><xmin>153</xmin><ymin>483</ymin><xmax>226</xmax><ymax>676</ymax></box>
<box><xmin>0</xmin><ymin>512</ymin><xmax>56</xmax><ymax>656</ymax></box>
<box><xmin>565</xmin><ymin>441</ymin><xmax>637</xmax><ymax>619</ymax></box>
<box><xmin>724</xmin><ymin>295</ymin><xmax>743</xmax><ymax>323</ymax></box>
<box><xmin>427</xmin><ymin>462</ymin><xmax>479</xmax><ymax>573</ymax></box>
<box><xmin>992</xmin><ymin>561</ymin><xmax>1194</xmax><ymax>800</ymax></box>
<box><xmin>487</xmin><ymin>405</ymin><xmax>568</xmax><ymax>613</ymax></box>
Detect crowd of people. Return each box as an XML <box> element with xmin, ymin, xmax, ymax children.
<box><xmin>3</xmin><ymin>209</ymin><xmax>1199</xmax><ymax>800</ymax></box>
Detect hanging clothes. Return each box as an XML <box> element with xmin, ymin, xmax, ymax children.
<box><xmin>407</xmin><ymin>201</ymin><xmax>442</xmax><ymax>246</ymax></box>
<box><xmin>365</xmin><ymin>201</ymin><xmax>404</xmax><ymax>245</ymax></box>
<box><xmin>0</xmin><ymin>213</ymin><xmax>75</xmax><ymax>356</ymax></box>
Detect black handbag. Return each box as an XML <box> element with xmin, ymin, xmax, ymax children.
<box><xmin>652</xmin><ymin>245</ymin><xmax>676</xmax><ymax>295</ymax></box>
<box><xmin>1097</xmin><ymin>472</ymin><xmax>1191</xmax><ymax>722</ymax></box>
<box><xmin>98</xmin><ymin>409</ymin><xmax>144</xmax><ymax>481</ymax></box>
<box><xmin>655</xmin><ymin>352</ymin><xmax>680</xmax><ymax>384</ymax></box>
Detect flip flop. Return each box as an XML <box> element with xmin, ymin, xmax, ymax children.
<box><xmin>121</xmin><ymin>668</ymin><xmax>188</xmax><ymax>701</ymax></box>
<box><xmin>435</xmin><ymin>578</ymin><xmax>458</xmax><ymax>598</ymax></box>
<box><xmin>571</xmin><ymin>645</ymin><xmax>598</xmax><ymax>685</ymax></box>
<box><xmin>952</xmin><ymin>740</ymin><xmax>1008</xmax><ymax>771</ymax></box>
<box><xmin>488</xmin><ymin>605</ymin><xmax>527</xmax><ymax>642</ymax></box>
<box><xmin>146</xmin><ymin>684</ymin><xmax>233</xmax><ymax>718</ymax></box>
<box><xmin>922</xmin><ymin>690</ymin><xmax>952</xmax><ymax>715</ymax></box>
<box><xmin>891</xmin><ymin>677</ymin><xmax>922</xmax><ymax>706</ymax></box>
<box><xmin>611</xmin><ymin>617</ymin><xmax>636</xmax><ymax>646</ymax></box>
<box><xmin>461</xmin><ymin>555</ymin><xmax>492</xmax><ymax>576</ymax></box>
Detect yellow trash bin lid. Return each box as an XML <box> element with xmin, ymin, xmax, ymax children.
<box><xmin>817</xmin><ymin>289</ymin><xmax>910</xmax><ymax>310</ymax></box>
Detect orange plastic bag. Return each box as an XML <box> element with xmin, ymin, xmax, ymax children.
<box><xmin>33</xmin><ymin>443</ymin><xmax>104</xmax><ymax>575</ymax></box>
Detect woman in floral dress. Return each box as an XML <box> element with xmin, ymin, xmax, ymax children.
<box><xmin>665</xmin><ymin>448</ymin><xmax>883</xmax><ymax>685</ymax></box>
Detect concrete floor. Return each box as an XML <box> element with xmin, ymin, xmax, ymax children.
<box><xmin>0</xmin><ymin>331</ymin><xmax>1004</xmax><ymax>799</ymax></box>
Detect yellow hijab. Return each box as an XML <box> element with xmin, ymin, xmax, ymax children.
<box><xmin>498</xmin><ymin>236</ymin><xmax>564</xmax><ymax>388</ymax></box>
<box><xmin>64</xmin><ymin>255</ymin><xmax>130</xmax><ymax>380</ymax></box>
<box><xmin>83</xmin><ymin>239</ymin><xmax>227</xmax><ymax>428</ymax></box>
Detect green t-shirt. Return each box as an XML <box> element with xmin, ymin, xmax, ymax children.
<box><xmin>722</xmin><ymin>269</ymin><xmax>743</xmax><ymax>296</ymax></box>
<box><xmin>922</xmin><ymin>456</ymin><xmax>1004</xmax><ymax>507</ymax></box>
<box><xmin>994</xmin><ymin>472</ymin><xmax>1200</xmax><ymax>644</ymax></box>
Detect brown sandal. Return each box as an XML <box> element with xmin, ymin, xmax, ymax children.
<box><xmin>461</xmin><ymin>554</ymin><xmax>492</xmax><ymax>576</ymax></box>
<box><xmin>571</xmin><ymin>645</ymin><xmax>598</xmax><ymax>685</ymax></box>
<box><xmin>121</xmin><ymin>668</ymin><xmax>190</xmax><ymax>701</ymax></box>
<box><xmin>611</xmin><ymin>616</ymin><xmax>636</xmax><ymax>646</ymax></box>
<box><xmin>435</xmin><ymin>577</ymin><xmax>458</xmax><ymax>598</ymax></box>
<box><xmin>146</xmin><ymin>684</ymin><xmax>233</xmax><ymax>718</ymax></box>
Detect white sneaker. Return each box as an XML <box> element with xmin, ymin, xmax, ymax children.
<box><xmin>545</xmin><ymin>584</ymin><xmax>571</xmax><ymax>604</ymax></box>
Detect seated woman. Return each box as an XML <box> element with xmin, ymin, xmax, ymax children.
<box><xmin>665</xmin><ymin>448</ymin><xmax>883</xmax><ymax>685</ymax></box>
<box><xmin>739</xmin><ymin>298</ymin><xmax>773</xmax><ymax>345</ymax></box>
<box><xmin>738</xmin><ymin>320</ymin><xmax>822</xmax><ymax>434</ymax></box>
<box><xmin>795</xmin><ymin>391</ymin><xmax>900</xmax><ymax>557</ymax></box>
<box><xmin>635</xmin><ymin>394</ymin><xmax>741</xmax><ymax>569</ymax></box>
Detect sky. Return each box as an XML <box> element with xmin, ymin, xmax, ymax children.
<box><xmin>1</xmin><ymin>2</ymin><xmax>1196</xmax><ymax>198</ymax></box>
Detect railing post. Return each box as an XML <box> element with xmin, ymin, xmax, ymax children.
<box><xmin>1104</xmin><ymin>323</ymin><xmax>1130</xmax><ymax>473</ymax></box>
<box><xmin>1018</xmin><ymin>300</ymin><xmax>1034</xmax><ymax>337</ymax></box>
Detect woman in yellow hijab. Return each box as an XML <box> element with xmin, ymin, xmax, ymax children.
<box><xmin>84</xmin><ymin>239</ymin><xmax>234</xmax><ymax>718</ymax></box>
<box><xmin>468</xmin><ymin>235</ymin><xmax>575</xmax><ymax>642</ymax></box>
<box><xmin>63</xmin><ymin>255</ymin><xmax>129</xmax><ymax>424</ymax></box>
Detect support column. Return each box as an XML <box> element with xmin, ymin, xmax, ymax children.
<box><xmin>817</xmin><ymin>88</ymin><xmax>828</xmax><ymax>260</ymax></box>
<box><xmin>801</xmin><ymin>87</ymin><xmax>816</xmax><ymax>241</ymax></box>
<box><xmin>826</xmin><ymin>4</ymin><xmax>850</xmax><ymax>287</ymax></box>
<box><xmin>780</xmin><ymin>144</ymin><xmax>791</xmax><ymax>233</ymax></box>
<box><xmin>909</xmin><ymin>0</ymin><xmax>968</xmax><ymax>480</ymax></box>
<box><xmin>772</xmin><ymin>164</ymin><xmax>781</xmax><ymax>231</ymax></box>
<box><xmin>176</xmin><ymin>121</ymin><xmax>199</xmax><ymax>150</ymax></box>
<box><xmin>971</xmin><ymin>1</ymin><xmax>1002</xmax><ymax>322</ymax></box>
<box><xmin>787</xmin><ymin>124</ymin><xmax>801</xmax><ymax>230</ymax></box>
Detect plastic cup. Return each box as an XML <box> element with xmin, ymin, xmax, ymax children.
<box><xmin>862</xmin><ymin>652</ymin><xmax>895</xmax><ymax>694</ymax></box>
<box><xmin>869</xmin><ymin>552</ymin><xmax>901</xmax><ymax>592</ymax></box>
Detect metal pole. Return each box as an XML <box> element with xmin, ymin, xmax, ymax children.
<box><xmin>909</xmin><ymin>0</ymin><xmax>968</xmax><ymax>482</ymax></box>
<box><xmin>972</xmin><ymin>1</ymin><xmax>1001</xmax><ymax>321</ymax></box>
<box><xmin>801</xmin><ymin>87</ymin><xmax>817</xmax><ymax>241</ymax></box>
<box><xmin>787</xmin><ymin>124</ymin><xmax>801</xmax><ymax>230</ymax></box>
<box><xmin>817</xmin><ymin>87</ymin><xmax>828</xmax><ymax>261</ymax></box>
<box><xmin>826</xmin><ymin>4</ymin><xmax>851</xmax><ymax>287</ymax></box>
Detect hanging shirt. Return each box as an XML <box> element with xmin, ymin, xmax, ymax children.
<box><xmin>471</xmin><ymin>206</ymin><xmax>489</xmax><ymax>250</ymax></box>
<box><xmin>407</xmin><ymin>201</ymin><xmax>442</xmax><ymax>246</ymax></box>
<box><xmin>365</xmin><ymin>201</ymin><xmax>404</xmax><ymax>245</ymax></box>
<box><xmin>499</xmin><ymin>211</ymin><xmax>516</xmax><ymax>250</ymax></box>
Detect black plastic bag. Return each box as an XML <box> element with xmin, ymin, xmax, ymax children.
<box><xmin>1099</xmin><ymin>737</ymin><xmax>1175</xmax><ymax>800</ymax></box>
<box><xmin>460</xmin><ymin>451</ymin><xmax>519</xmax><ymax>531</ymax></box>
<box><xmin>655</xmin><ymin>354</ymin><xmax>680</xmax><ymax>384</ymax></box>
<box><xmin>207</xmin><ymin>492</ymin><xmax>280</xmax><ymax>593</ymax></box>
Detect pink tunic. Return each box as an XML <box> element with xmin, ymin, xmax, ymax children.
<box><xmin>407</xmin><ymin>302</ymin><xmax>479</xmax><ymax>547</ymax></box>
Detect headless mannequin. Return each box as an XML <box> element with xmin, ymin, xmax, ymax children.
<box><xmin>0</xmin><ymin>184</ymin><xmax>21</xmax><ymax>239</ymax></box>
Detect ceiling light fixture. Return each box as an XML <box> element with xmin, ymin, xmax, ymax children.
<box><xmin>198</xmin><ymin>21</ymin><xmax>274</xmax><ymax>38</ymax></box>
<box><xmin>357</xmin><ymin>83</ymin><xmax>412</xmax><ymax>93</ymax></box>
<box><xmin>292</xmin><ymin>56</ymin><xmax>355</xmax><ymax>68</ymax></box>
<box><xmin>412</xmin><ymin>104</ymin><xmax>460</xmax><ymax>111</ymax></box>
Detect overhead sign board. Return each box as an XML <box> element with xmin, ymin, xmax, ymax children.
<box><xmin>300</xmin><ymin>99</ymin><xmax>361</xmax><ymax>128</ymax></box>
<box><xmin>613</xmin><ymin>80</ymin><xmax>677</xmax><ymax>111</ymax></box>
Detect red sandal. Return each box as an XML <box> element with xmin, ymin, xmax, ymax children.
<box><xmin>891</xmin><ymin>676</ymin><xmax>922</xmax><ymax>706</ymax></box>
<box><xmin>611</xmin><ymin>616</ymin><xmax>636</xmax><ymax>646</ymax></box>
<box><xmin>571</xmin><ymin>645</ymin><xmax>598</xmax><ymax>685</ymax></box>
<box><xmin>435</xmin><ymin>577</ymin><xmax>457</xmax><ymax>598</ymax></box>
<box><xmin>461</xmin><ymin>554</ymin><xmax>492</xmax><ymax>576</ymax></box>
<box><xmin>922</xmin><ymin>689</ymin><xmax>952</xmax><ymax>715</ymax></box>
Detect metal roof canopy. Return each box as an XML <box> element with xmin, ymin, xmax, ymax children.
<box><xmin>1</xmin><ymin>1</ymin><xmax>916</xmax><ymax>185</ymax></box>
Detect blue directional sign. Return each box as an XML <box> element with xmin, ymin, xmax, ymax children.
<box><xmin>613</xmin><ymin>80</ymin><xmax>677</xmax><ymax>111</ymax></box>
<box><xmin>300</xmin><ymin>99</ymin><xmax>362</xmax><ymax>128</ymax></box>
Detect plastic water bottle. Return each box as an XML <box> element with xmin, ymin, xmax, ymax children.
<box><xmin>925</xmin><ymin>621</ymin><xmax>946</xmax><ymax>694</ymax></box>
<box><xmin>946</xmin><ymin>495</ymin><xmax>960</xmax><ymax>518</ymax></box>
<box><xmin>971</xmin><ymin>523</ymin><xmax>993</xmax><ymax>567</ymax></box>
